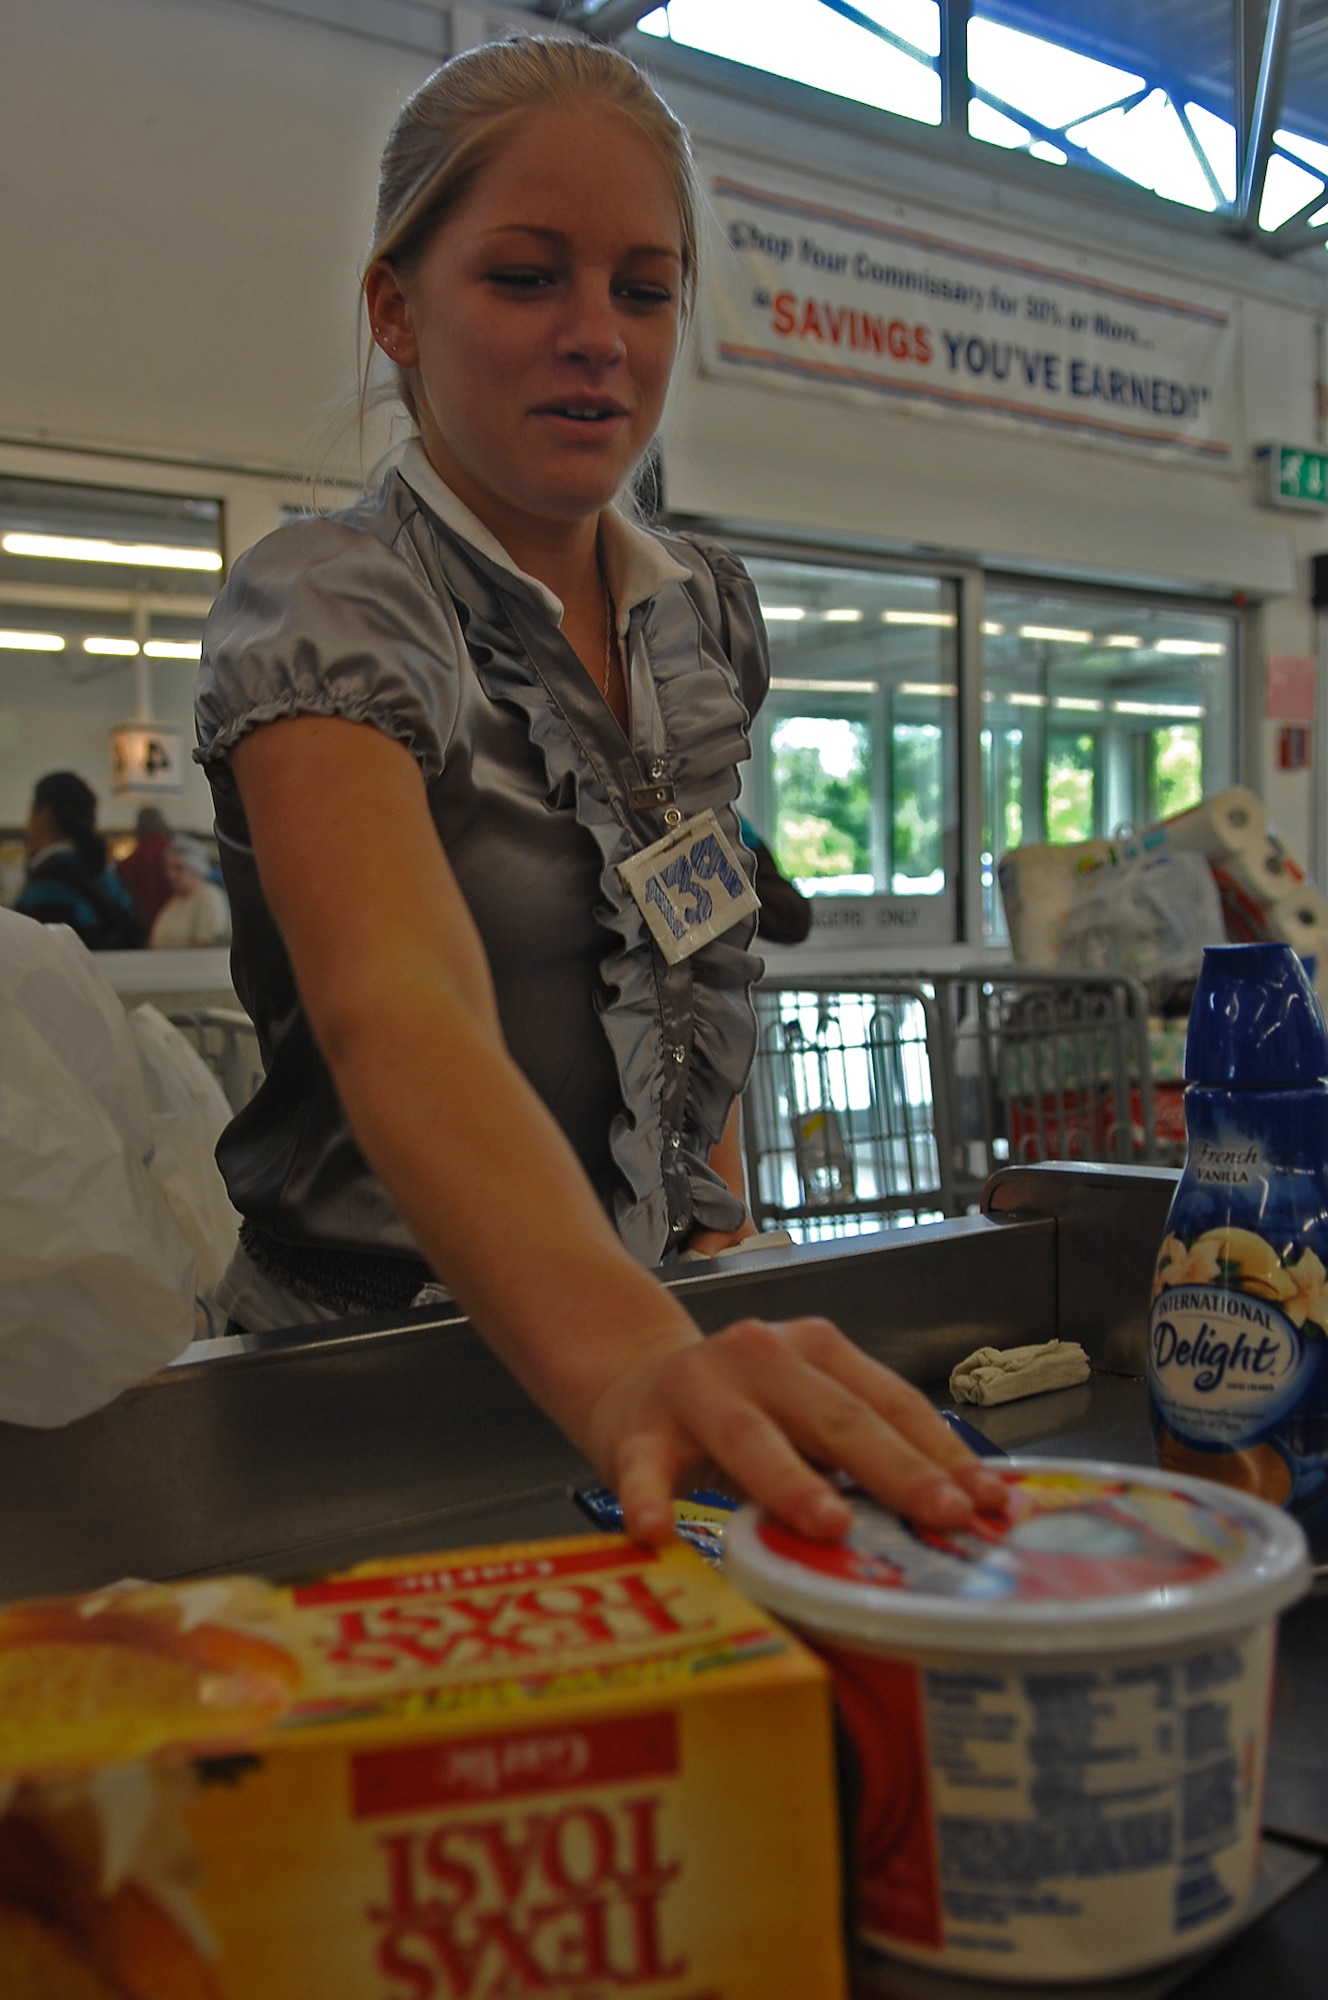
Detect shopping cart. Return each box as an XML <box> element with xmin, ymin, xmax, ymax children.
<box><xmin>743</xmin><ymin>980</ymin><xmax>957</xmax><ymax>1238</ymax></box>
<box><xmin>743</xmin><ymin>968</ymin><xmax>1169</xmax><ymax>1241</ymax></box>
<box><xmin>930</xmin><ymin>967</ymin><xmax>1163</xmax><ymax>1200</ymax></box>
<box><xmin>166</xmin><ymin>1007</ymin><xmax>263</xmax><ymax>1114</ymax></box>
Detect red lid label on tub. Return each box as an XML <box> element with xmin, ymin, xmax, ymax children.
<box><xmin>757</xmin><ymin>1470</ymin><xmax>1244</xmax><ymax>1604</ymax></box>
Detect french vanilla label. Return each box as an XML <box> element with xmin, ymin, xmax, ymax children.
<box><xmin>1191</xmin><ymin>1140</ymin><xmax>1262</xmax><ymax>1188</ymax></box>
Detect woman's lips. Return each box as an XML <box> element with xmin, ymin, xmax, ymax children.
<box><xmin>529</xmin><ymin>400</ymin><xmax>630</xmax><ymax>440</ymax></box>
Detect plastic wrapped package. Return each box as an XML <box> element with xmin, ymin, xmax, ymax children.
<box><xmin>1056</xmin><ymin>848</ymin><xmax>1225</xmax><ymax>1002</ymax></box>
<box><xmin>126</xmin><ymin>1004</ymin><xmax>240</xmax><ymax>1299</ymax></box>
<box><xmin>0</xmin><ymin>912</ymin><xmax>196</xmax><ymax>1426</ymax></box>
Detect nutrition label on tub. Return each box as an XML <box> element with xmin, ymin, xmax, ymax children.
<box><xmin>920</xmin><ymin>1631</ymin><xmax>1267</xmax><ymax>1957</ymax></box>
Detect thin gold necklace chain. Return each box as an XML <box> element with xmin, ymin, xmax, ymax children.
<box><xmin>601</xmin><ymin>577</ymin><xmax>615</xmax><ymax>699</ymax></box>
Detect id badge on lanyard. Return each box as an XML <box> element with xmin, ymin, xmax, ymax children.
<box><xmin>617</xmin><ymin>809</ymin><xmax>759</xmax><ymax>965</ymax></box>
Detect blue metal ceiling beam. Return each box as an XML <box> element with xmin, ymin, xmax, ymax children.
<box><xmin>817</xmin><ymin>0</ymin><xmax>932</xmax><ymax>67</ymax></box>
<box><xmin>940</xmin><ymin>0</ymin><xmax>971</xmax><ymax>130</ymax></box>
<box><xmin>1235</xmin><ymin>0</ymin><xmax>1301</xmax><ymax>227</ymax></box>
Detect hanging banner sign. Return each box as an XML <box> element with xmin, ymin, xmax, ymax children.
<box><xmin>700</xmin><ymin>160</ymin><xmax>1241</xmax><ymax>461</ymax></box>
<box><xmin>110</xmin><ymin>722</ymin><xmax>185</xmax><ymax>796</ymax></box>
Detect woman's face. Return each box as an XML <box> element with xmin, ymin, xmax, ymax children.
<box><xmin>371</xmin><ymin>103</ymin><xmax>683</xmax><ymax>546</ymax></box>
<box><xmin>25</xmin><ymin>800</ymin><xmax>55</xmax><ymax>855</ymax></box>
<box><xmin>165</xmin><ymin>852</ymin><xmax>203</xmax><ymax>898</ymax></box>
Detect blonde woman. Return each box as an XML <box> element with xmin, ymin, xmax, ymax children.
<box><xmin>196</xmin><ymin>38</ymin><xmax>1003</xmax><ymax>1543</ymax></box>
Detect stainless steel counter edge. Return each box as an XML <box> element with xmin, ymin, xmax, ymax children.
<box><xmin>0</xmin><ymin>1166</ymin><xmax>1177</xmax><ymax>1597</ymax></box>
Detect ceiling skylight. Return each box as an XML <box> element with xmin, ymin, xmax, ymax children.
<box><xmin>1068</xmin><ymin>90</ymin><xmax>1220</xmax><ymax>211</ymax></box>
<box><xmin>638</xmin><ymin>2</ymin><xmax>1328</xmax><ymax>246</ymax></box>
<box><xmin>966</xmin><ymin>17</ymin><xmax>1143</xmax><ymax>130</ymax></box>
<box><xmin>1185</xmin><ymin>103</ymin><xmax>1237</xmax><ymax>202</ymax></box>
<box><xmin>1260</xmin><ymin>151</ymin><xmax>1326</xmax><ymax>231</ymax></box>
<box><xmin>638</xmin><ymin>0</ymin><xmax>941</xmax><ymax>123</ymax></box>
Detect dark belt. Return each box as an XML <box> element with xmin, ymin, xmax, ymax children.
<box><xmin>240</xmin><ymin>1220</ymin><xmax>435</xmax><ymax>1316</ymax></box>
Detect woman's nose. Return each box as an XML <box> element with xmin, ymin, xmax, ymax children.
<box><xmin>556</xmin><ymin>277</ymin><xmax>626</xmax><ymax>367</ymax></box>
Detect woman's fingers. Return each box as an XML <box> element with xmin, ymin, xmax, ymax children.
<box><xmin>780</xmin><ymin>1319</ymin><xmax>1008</xmax><ymax>1513</ymax></box>
<box><xmin>604</xmin><ymin>1317</ymin><xmax>1008</xmax><ymax>1544</ymax></box>
<box><xmin>614</xmin><ymin>1432</ymin><xmax>685</xmax><ymax>1547</ymax></box>
<box><xmin>682</xmin><ymin>1328</ymin><xmax>978</xmax><ymax>1532</ymax></box>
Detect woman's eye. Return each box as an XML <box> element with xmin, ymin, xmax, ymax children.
<box><xmin>488</xmin><ymin>269</ymin><xmax>556</xmax><ymax>293</ymax></box>
<box><xmin>617</xmin><ymin>282</ymin><xmax>675</xmax><ymax>308</ymax></box>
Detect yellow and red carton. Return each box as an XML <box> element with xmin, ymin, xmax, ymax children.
<box><xmin>0</xmin><ymin>1535</ymin><xmax>848</xmax><ymax>1999</ymax></box>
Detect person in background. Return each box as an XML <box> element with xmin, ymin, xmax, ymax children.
<box><xmin>117</xmin><ymin>806</ymin><xmax>175</xmax><ymax>933</ymax></box>
<box><xmin>15</xmin><ymin>771</ymin><xmax>143</xmax><ymax>950</ymax></box>
<box><xmin>739</xmin><ymin>815</ymin><xmax>813</xmax><ymax>946</ymax></box>
<box><xmin>148</xmin><ymin>837</ymin><xmax>231</xmax><ymax>949</ymax></box>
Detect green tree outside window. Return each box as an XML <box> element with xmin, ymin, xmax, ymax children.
<box><xmin>1045</xmin><ymin>730</ymin><xmax>1097</xmax><ymax>844</ymax></box>
<box><xmin>770</xmin><ymin>718</ymin><xmax>873</xmax><ymax>881</ymax></box>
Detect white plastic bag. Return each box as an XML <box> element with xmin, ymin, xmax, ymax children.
<box><xmin>1057</xmin><ymin>849</ymin><xmax>1225</xmax><ymax>988</ymax></box>
<box><xmin>0</xmin><ymin>912</ymin><xmax>197</xmax><ymax>1425</ymax></box>
<box><xmin>126</xmin><ymin>1005</ymin><xmax>240</xmax><ymax>1297</ymax></box>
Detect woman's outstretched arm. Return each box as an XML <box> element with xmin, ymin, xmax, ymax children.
<box><xmin>232</xmin><ymin>714</ymin><xmax>1006</xmax><ymax>1543</ymax></box>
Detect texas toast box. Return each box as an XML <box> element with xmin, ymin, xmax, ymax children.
<box><xmin>0</xmin><ymin>1534</ymin><xmax>849</xmax><ymax>1999</ymax></box>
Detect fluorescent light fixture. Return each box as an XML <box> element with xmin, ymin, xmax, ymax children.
<box><xmin>1006</xmin><ymin>692</ymin><xmax>1050</xmax><ymax>707</ymax></box>
<box><xmin>762</xmin><ymin>606</ymin><xmax>806</xmax><ymax>622</ymax></box>
<box><xmin>1112</xmin><ymin>701</ymin><xmax>1206</xmax><ymax>717</ymax></box>
<box><xmin>0</xmin><ymin>628</ymin><xmax>64</xmax><ymax>651</ymax></box>
<box><xmin>144</xmin><ymin>639</ymin><xmax>202</xmax><ymax>660</ymax></box>
<box><xmin>981</xmin><ymin>621</ymin><xmax>1005</xmax><ymax>635</ymax></box>
<box><xmin>1106</xmin><ymin>634</ymin><xmax>1142</xmax><ymax>649</ymax></box>
<box><xmin>823</xmin><ymin>608</ymin><xmax>863</xmax><ymax>623</ymax></box>
<box><xmin>1155</xmin><ymin>638</ymin><xmax>1225</xmax><ymax>657</ymax></box>
<box><xmin>882</xmin><ymin>610</ymin><xmax>957</xmax><ymax>627</ymax></box>
<box><xmin>2</xmin><ymin>532</ymin><xmax>223</xmax><ymax>572</ymax></box>
<box><xmin>896</xmin><ymin>681</ymin><xmax>957</xmax><ymax>697</ymax></box>
<box><xmin>1018</xmin><ymin>624</ymin><xmax>1092</xmax><ymax>643</ymax></box>
<box><xmin>83</xmin><ymin>636</ymin><xmax>141</xmax><ymax>656</ymax></box>
<box><xmin>769</xmin><ymin>676</ymin><xmax>879</xmax><ymax>693</ymax></box>
<box><xmin>1054</xmin><ymin>696</ymin><xmax>1105</xmax><ymax>712</ymax></box>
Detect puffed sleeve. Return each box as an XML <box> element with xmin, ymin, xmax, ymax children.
<box><xmin>669</xmin><ymin>532</ymin><xmax>770</xmax><ymax>724</ymax></box>
<box><xmin>195</xmin><ymin>518</ymin><xmax>462</xmax><ymax>785</ymax></box>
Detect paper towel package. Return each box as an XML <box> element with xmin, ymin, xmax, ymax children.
<box><xmin>1214</xmin><ymin>835</ymin><xmax>1307</xmax><ymax>907</ymax></box>
<box><xmin>996</xmin><ymin>839</ymin><xmax>1116</xmax><ymax>966</ymax></box>
<box><xmin>1120</xmin><ymin>787</ymin><xmax>1266</xmax><ymax>864</ymax></box>
<box><xmin>0</xmin><ymin>1541</ymin><xmax>849</xmax><ymax>1999</ymax></box>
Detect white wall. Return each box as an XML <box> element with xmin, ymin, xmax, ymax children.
<box><xmin>2</xmin><ymin>0</ymin><xmax>1325</xmax><ymax>877</ymax></box>
<box><xmin>0</xmin><ymin>0</ymin><xmax>432</xmax><ymax>477</ymax></box>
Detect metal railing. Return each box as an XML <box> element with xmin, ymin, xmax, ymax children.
<box><xmin>166</xmin><ymin>1008</ymin><xmax>263</xmax><ymax>1115</ymax></box>
<box><xmin>744</xmin><ymin>968</ymin><xmax>1172</xmax><ymax>1239</ymax></box>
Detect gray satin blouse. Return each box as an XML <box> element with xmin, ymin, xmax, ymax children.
<box><xmin>194</xmin><ymin>460</ymin><xmax>769</xmax><ymax>1299</ymax></box>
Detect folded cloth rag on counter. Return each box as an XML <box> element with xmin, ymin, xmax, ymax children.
<box><xmin>949</xmin><ymin>1338</ymin><xmax>1091</xmax><ymax>1407</ymax></box>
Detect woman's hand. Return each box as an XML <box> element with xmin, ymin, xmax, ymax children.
<box><xmin>583</xmin><ymin>1316</ymin><xmax>1009</xmax><ymax>1547</ymax></box>
<box><xmin>684</xmin><ymin>1217</ymin><xmax>760</xmax><ymax>1260</ymax></box>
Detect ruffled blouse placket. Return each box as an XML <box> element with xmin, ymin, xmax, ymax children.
<box><xmin>421</xmin><ymin>517</ymin><xmax>760</xmax><ymax>1268</ymax></box>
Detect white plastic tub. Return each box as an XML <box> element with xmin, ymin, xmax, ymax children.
<box><xmin>725</xmin><ymin>1459</ymin><xmax>1309</xmax><ymax>1984</ymax></box>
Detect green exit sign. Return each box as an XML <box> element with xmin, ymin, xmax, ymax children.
<box><xmin>1258</xmin><ymin>442</ymin><xmax>1328</xmax><ymax>510</ymax></box>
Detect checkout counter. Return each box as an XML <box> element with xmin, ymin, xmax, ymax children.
<box><xmin>0</xmin><ymin>1161</ymin><xmax>1322</xmax><ymax>1998</ymax></box>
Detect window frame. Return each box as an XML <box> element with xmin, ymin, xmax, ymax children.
<box><xmin>670</xmin><ymin>518</ymin><xmax>1247</xmax><ymax>950</ymax></box>
<box><xmin>683</xmin><ymin>524</ymin><xmax>979</xmax><ymax>940</ymax></box>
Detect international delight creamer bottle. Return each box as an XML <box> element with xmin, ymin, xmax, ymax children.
<box><xmin>1149</xmin><ymin>941</ymin><xmax>1328</xmax><ymax>1557</ymax></box>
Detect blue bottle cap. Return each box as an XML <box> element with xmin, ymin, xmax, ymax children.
<box><xmin>1186</xmin><ymin>941</ymin><xmax>1328</xmax><ymax>1086</ymax></box>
